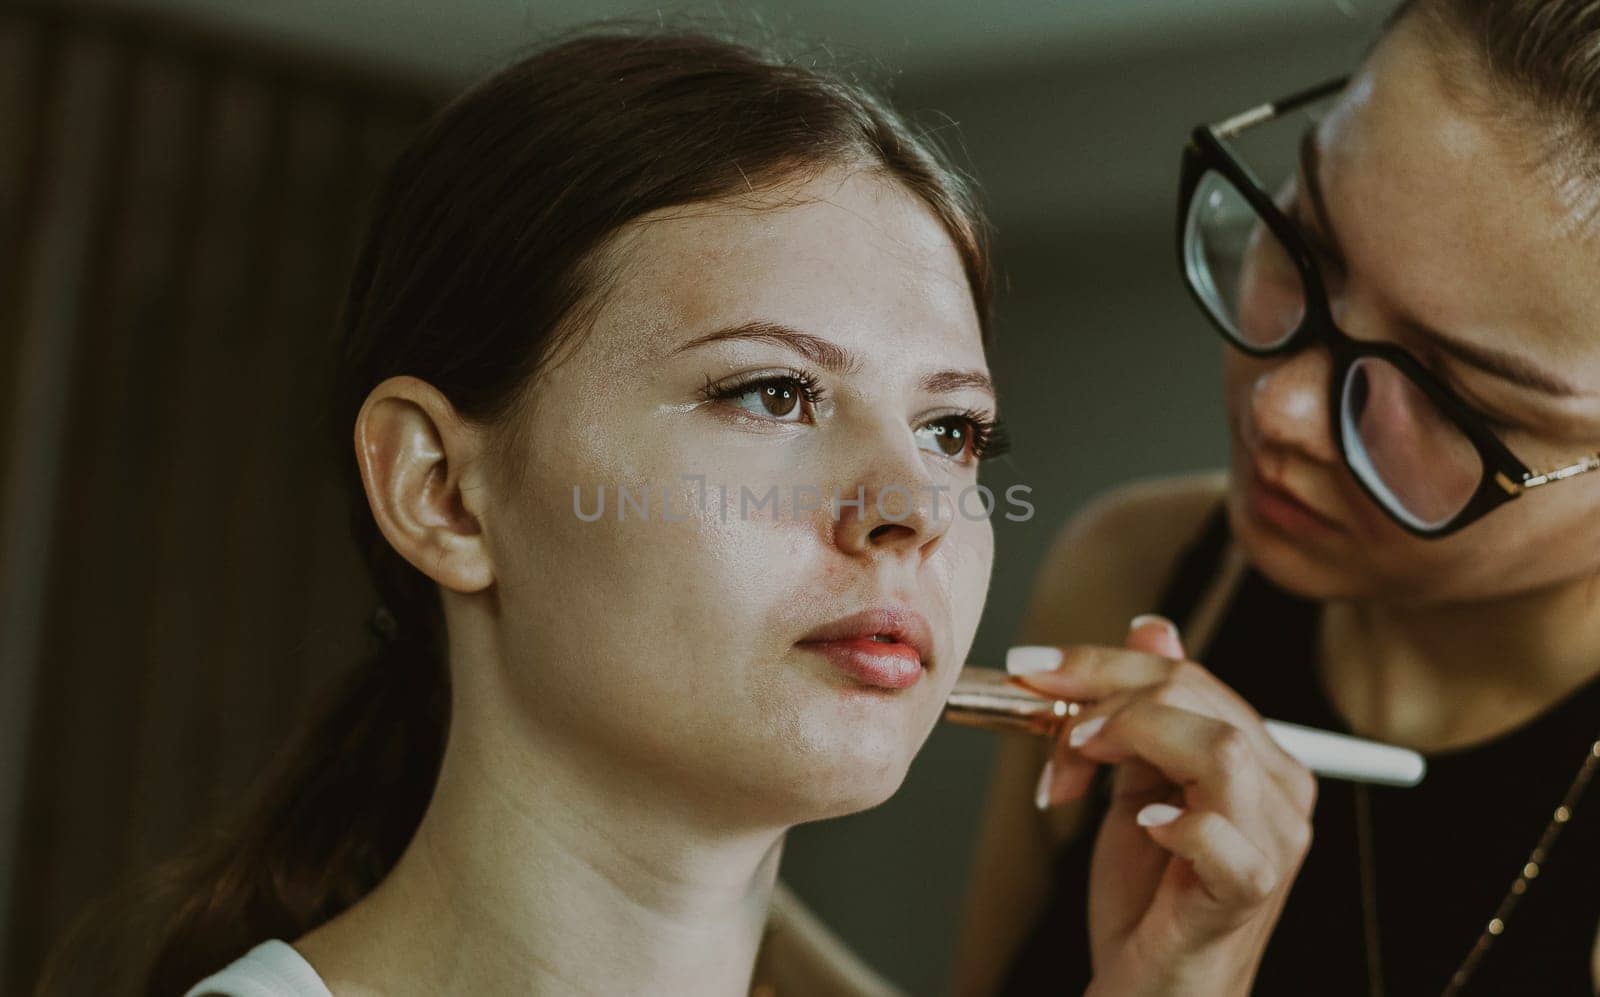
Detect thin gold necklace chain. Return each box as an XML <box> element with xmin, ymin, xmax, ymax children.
<box><xmin>1355</xmin><ymin>734</ymin><xmax>1600</xmax><ymax>997</ymax></box>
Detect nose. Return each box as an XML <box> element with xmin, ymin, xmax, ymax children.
<box><xmin>1244</xmin><ymin>339</ymin><xmax>1341</xmax><ymax>466</ymax></box>
<box><xmin>829</xmin><ymin>431</ymin><xmax>954</xmax><ymax>561</ymax></box>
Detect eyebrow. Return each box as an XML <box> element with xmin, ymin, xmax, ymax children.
<box><xmin>1295</xmin><ymin>128</ymin><xmax>1584</xmax><ymax>399</ymax></box>
<box><xmin>668</xmin><ymin>320</ymin><xmax>997</xmax><ymax>401</ymax></box>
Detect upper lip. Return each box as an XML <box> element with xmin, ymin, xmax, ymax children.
<box><xmin>1254</xmin><ymin>469</ymin><xmax>1344</xmax><ymax>531</ymax></box>
<box><xmin>797</xmin><ymin>606</ymin><xmax>935</xmax><ymax>669</ymax></box>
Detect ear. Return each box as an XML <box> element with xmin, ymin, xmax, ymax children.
<box><xmin>353</xmin><ymin>375</ymin><xmax>495</xmax><ymax>594</ymax></box>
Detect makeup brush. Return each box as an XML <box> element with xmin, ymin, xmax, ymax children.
<box><xmin>943</xmin><ymin>666</ymin><xmax>1426</xmax><ymax>787</ymax></box>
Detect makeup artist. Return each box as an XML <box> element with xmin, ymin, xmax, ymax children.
<box><xmin>960</xmin><ymin>1</ymin><xmax>1600</xmax><ymax>994</ymax></box>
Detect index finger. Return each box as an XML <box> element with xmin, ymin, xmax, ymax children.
<box><xmin>1005</xmin><ymin>643</ymin><xmax>1178</xmax><ymax>700</ymax></box>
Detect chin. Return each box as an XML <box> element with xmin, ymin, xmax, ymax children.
<box><xmin>805</xmin><ymin>767</ymin><xmax>911</xmax><ymax>821</ymax></box>
<box><xmin>769</xmin><ymin>720</ymin><xmax>919</xmax><ymax>821</ymax></box>
<box><xmin>1224</xmin><ymin>492</ymin><xmax>1376</xmax><ymax>602</ymax></box>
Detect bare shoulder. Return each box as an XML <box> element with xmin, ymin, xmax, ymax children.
<box><xmin>1019</xmin><ymin>470</ymin><xmax>1227</xmax><ymax>648</ymax></box>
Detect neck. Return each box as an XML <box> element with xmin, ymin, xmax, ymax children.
<box><xmin>300</xmin><ymin>685</ymin><xmax>785</xmax><ymax>995</ymax></box>
<box><xmin>1320</xmin><ymin>571</ymin><xmax>1600</xmax><ymax>751</ymax></box>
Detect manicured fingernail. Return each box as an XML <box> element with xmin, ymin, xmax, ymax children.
<box><xmin>1007</xmin><ymin>646</ymin><xmax>1062</xmax><ymax>676</ymax></box>
<box><xmin>1129</xmin><ymin>614</ymin><xmax>1179</xmax><ymax>642</ymax></box>
<box><xmin>1033</xmin><ymin>758</ymin><xmax>1055</xmax><ymax>811</ymax></box>
<box><xmin>1068</xmin><ymin>715</ymin><xmax>1106</xmax><ymax>749</ymax></box>
<box><xmin>1136</xmin><ymin>803</ymin><xmax>1184</xmax><ymax>827</ymax></box>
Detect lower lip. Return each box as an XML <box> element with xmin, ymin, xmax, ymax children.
<box><xmin>1246</xmin><ymin>474</ymin><xmax>1341</xmax><ymax>537</ymax></box>
<box><xmin>797</xmin><ymin>638</ymin><xmax>923</xmax><ymax>690</ymax></box>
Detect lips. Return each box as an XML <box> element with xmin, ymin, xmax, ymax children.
<box><xmin>796</xmin><ymin>606</ymin><xmax>935</xmax><ymax>690</ymax></box>
<box><xmin>1250</xmin><ymin>468</ymin><xmax>1345</xmax><ymax>533</ymax></box>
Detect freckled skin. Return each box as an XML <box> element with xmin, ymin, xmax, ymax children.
<box><xmin>479</xmin><ymin>167</ymin><xmax>996</xmax><ymax>826</ymax></box>
<box><xmin>1222</xmin><ymin>20</ymin><xmax>1600</xmax><ymax>607</ymax></box>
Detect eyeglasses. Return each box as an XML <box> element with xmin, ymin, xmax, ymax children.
<box><xmin>1178</xmin><ymin>75</ymin><xmax>1600</xmax><ymax>539</ymax></box>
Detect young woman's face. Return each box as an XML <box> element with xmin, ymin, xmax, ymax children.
<box><xmin>478</xmin><ymin>167</ymin><xmax>996</xmax><ymax>823</ymax></box>
<box><xmin>1223</xmin><ymin>19</ymin><xmax>1600</xmax><ymax>605</ymax></box>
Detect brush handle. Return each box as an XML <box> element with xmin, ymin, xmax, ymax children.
<box><xmin>943</xmin><ymin>667</ymin><xmax>1426</xmax><ymax>787</ymax></box>
<box><xmin>1261</xmin><ymin>719</ymin><xmax>1424</xmax><ymax>787</ymax></box>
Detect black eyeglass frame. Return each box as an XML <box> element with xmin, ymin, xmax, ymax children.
<box><xmin>1177</xmin><ymin>75</ymin><xmax>1600</xmax><ymax>539</ymax></box>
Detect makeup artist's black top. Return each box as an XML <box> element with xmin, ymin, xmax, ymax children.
<box><xmin>1000</xmin><ymin>503</ymin><xmax>1600</xmax><ymax>996</ymax></box>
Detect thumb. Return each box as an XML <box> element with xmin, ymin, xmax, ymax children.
<box><xmin>1126</xmin><ymin>613</ymin><xmax>1185</xmax><ymax>660</ymax></box>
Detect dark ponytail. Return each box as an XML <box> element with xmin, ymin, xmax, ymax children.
<box><xmin>140</xmin><ymin>603</ymin><xmax>448</xmax><ymax>994</ymax></box>
<box><xmin>54</xmin><ymin>22</ymin><xmax>995</xmax><ymax>994</ymax></box>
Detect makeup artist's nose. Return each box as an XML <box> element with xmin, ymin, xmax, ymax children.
<box><xmin>1245</xmin><ymin>342</ymin><xmax>1339</xmax><ymax>465</ymax></box>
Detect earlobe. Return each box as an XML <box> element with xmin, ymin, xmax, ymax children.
<box><xmin>353</xmin><ymin>375</ymin><xmax>495</xmax><ymax>594</ymax></box>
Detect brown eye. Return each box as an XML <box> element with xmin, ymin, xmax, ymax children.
<box><xmin>759</xmin><ymin>382</ymin><xmax>799</xmax><ymax>417</ymax></box>
<box><xmin>712</xmin><ymin>373</ymin><xmax>820</xmax><ymax>424</ymax></box>
<box><xmin>917</xmin><ymin>416</ymin><xmax>970</xmax><ymax>458</ymax></box>
<box><xmin>915</xmin><ymin>410</ymin><xmax>1009</xmax><ymax>463</ymax></box>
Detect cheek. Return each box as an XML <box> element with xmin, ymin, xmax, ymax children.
<box><xmin>1313</xmin><ymin>474</ymin><xmax>1600</xmax><ymax>603</ymax></box>
<box><xmin>1220</xmin><ymin>350</ymin><xmax>1254</xmax><ymax>423</ymax></box>
<box><xmin>924</xmin><ymin>511</ymin><xmax>994</xmax><ymax>685</ymax></box>
<box><xmin>483</xmin><ymin>401</ymin><xmax>743</xmax><ymax>686</ymax></box>
<box><xmin>1236</xmin><ymin>242</ymin><xmax>1306</xmax><ymax>346</ymax></box>
<box><xmin>543</xmin><ymin>480</ymin><xmax>797</xmax><ymax>641</ymax></box>
<box><xmin>1477</xmin><ymin>478</ymin><xmax>1600</xmax><ymax>582</ymax></box>
<box><xmin>949</xmin><ymin>514</ymin><xmax>995</xmax><ymax>630</ymax></box>
<box><xmin>493</xmin><ymin>468</ymin><xmax>813</xmax><ymax>759</ymax></box>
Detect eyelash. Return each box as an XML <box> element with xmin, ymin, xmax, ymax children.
<box><xmin>1282</xmin><ymin>235</ymin><xmax>1527</xmax><ymax>433</ymax></box>
<box><xmin>945</xmin><ymin>406</ymin><xmax>1013</xmax><ymax>462</ymax></box>
<box><xmin>699</xmin><ymin>369</ymin><xmax>1013</xmax><ymax>463</ymax></box>
<box><xmin>1456</xmin><ymin>394</ymin><xmax>1519</xmax><ymax>434</ymax></box>
<box><xmin>1289</xmin><ymin>201</ymin><xmax>1344</xmax><ymax>277</ymax></box>
<box><xmin>703</xmin><ymin>367</ymin><xmax>831</xmax><ymax>410</ymax></box>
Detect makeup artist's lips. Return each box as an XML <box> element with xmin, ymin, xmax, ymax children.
<box><xmin>1246</xmin><ymin>469</ymin><xmax>1345</xmax><ymax>536</ymax></box>
<box><xmin>796</xmin><ymin>607</ymin><xmax>933</xmax><ymax>691</ymax></box>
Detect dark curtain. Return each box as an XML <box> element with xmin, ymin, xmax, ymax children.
<box><xmin>0</xmin><ymin>5</ymin><xmax>441</xmax><ymax>992</ymax></box>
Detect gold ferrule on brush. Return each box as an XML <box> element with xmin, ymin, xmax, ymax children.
<box><xmin>941</xmin><ymin>666</ymin><xmax>1081</xmax><ymax>737</ymax></box>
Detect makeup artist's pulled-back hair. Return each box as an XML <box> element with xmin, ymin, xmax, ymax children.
<box><xmin>1392</xmin><ymin>0</ymin><xmax>1600</xmax><ymax>180</ymax></box>
<box><xmin>107</xmin><ymin>24</ymin><xmax>993</xmax><ymax>995</ymax></box>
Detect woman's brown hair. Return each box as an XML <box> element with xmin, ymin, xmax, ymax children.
<box><xmin>1391</xmin><ymin>0</ymin><xmax>1600</xmax><ymax>181</ymax></box>
<box><xmin>36</xmin><ymin>23</ymin><xmax>995</xmax><ymax>996</ymax></box>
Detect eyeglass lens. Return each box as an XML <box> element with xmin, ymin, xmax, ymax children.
<box><xmin>1184</xmin><ymin>167</ymin><xmax>1484</xmax><ymax>530</ymax></box>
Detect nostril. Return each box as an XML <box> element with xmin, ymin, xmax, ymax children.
<box><xmin>868</xmin><ymin>522</ymin><xmax>911</xmax><ymax>543</ymax></box>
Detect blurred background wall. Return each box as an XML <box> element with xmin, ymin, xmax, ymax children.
<box><xmin>0</xmin><ymin>1</ymin><xmax>1392</xmax><ymax>992</ymax></box>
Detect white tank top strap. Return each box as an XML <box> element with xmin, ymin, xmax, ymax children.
<box><xmin>182</xmin><ymin>939</ymin><xmax>333</xmax><ymax>997</ymax></box>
